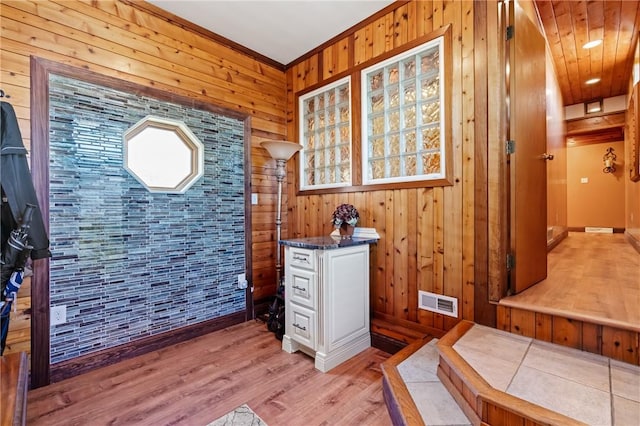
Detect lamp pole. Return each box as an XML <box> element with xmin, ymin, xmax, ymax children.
<box><xmin>260</xmin><ymin>140</ymin><xmax>302</xmax><ymax>288</ymax></box>
<box><xmin>274</xmin><ymin>158</ymin><xmax>286</xmax><ymax>286</ymax></box>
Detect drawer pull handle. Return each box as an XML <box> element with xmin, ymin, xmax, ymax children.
<box><xmin>292</xmin><ymin>323</ymin><xmax>307</xmax><ymax>331</ymax></box>
<box><xmin>293</xmin><ymin>255</ymin><xmax>310</xmax><ymax>263</ymax></box>
<box><xmin>292</xmin><ymin>285</ymin><xmax>306</xmax><ymax>291</ymax></box>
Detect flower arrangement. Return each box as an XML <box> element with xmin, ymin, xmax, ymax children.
<box><xmin>331</xmin><ymin>203</ymin><xmax>359</xmax><ymax>227</ymax></box>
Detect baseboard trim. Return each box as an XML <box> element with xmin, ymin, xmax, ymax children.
<box><xmin>49</xmin><ymin>311</ymin><xmax>247</xmax><ymax>383</ymax></box>
<box><xmin>625</xmin><ymin>230</ymin><xmax>640</xmax><ymax>255</ymax></box>
<box><xmin>568</xmin><ymin>226</ymin><xmax>625</xmax><ymax>233</ymax></box>
<box><xmin>547</xmin><ymin>228</ymin><xmax>568</xmax><ymax>252</ymax></box>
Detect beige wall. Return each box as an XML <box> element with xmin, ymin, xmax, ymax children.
<box><xmin>567</xmin><ymin>141</ymin><xmax>626</xmax><ymax>228</ymax></box>
<box><xmin>545</xmin><ymin>48</ymin><xmax>568</xmax><ymax>237</ymax></box>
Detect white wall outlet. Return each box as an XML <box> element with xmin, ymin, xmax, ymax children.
<box><xmin>251</xmin><ymin>193</ymin><xmax>258</xmax><ymax>205</ymax></box>
<box><xmin>51</xmin><ymin>305</ymin><xmax>67</xmax><ymax>325</ymax></box>
<box><xmin>580</xmin><ymin>177</ymin><xmax>589</xmax><ymax>183</ymax></box>
<box><xmin>237</xmin><ymin>273</ymin><xmax>248</xmax><ymax>290</ymax></box>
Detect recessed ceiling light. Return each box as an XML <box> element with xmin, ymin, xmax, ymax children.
<box><xmin>583</xmin><ymin>39</ymin><xmax>602</xmax><ymax>49</ymax></box>
<box><xmin>586</xmin><ymin>78</ymin><xmax>601</xmax><ymax>85</ymax></box>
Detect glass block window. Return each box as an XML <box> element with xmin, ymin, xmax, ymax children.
<box><xmin>299</xmin><ymin>77</ymin><xmax>351</xmax><ymax>190</ymax></box>
<box><xmin>361</xmin><ymin>37</ymin><xmax>447</xmax><ymax>184</ymax></box>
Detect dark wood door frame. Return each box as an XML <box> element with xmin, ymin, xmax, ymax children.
<box><xmin>30</xmin><ymin>56</ymin><xmax>253</xmax><ymax>388</ymax></box>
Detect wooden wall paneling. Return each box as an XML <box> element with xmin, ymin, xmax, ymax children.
<box><xmin>1</xmin><ymin>8</ymin><xmax>285</xmax><ymax>124</ymax></box>
<box><xmin>339</xmin><ymin>37</ymin><xmax>352</xmax><ymax>77</ymax></box>
<box><xmin>370</xmin><ymin>190</ymin><xmax>389</xmax><ymax>314</ymax></box>
<box><xmin>509</xmin><ymin>309</ymin><xmax>535</xmax><ymax>337</ymax></box>
<box><xmin>292</xmin><ymin>56</ymin><xmax>320</xmax><ymax>94</ymax></box>
<box><xmin>551</xmin><ymin>317</ymin><xmax>582</xmax><ymax>350</ymax></box>
<box><xmin>442</xmin><ymin>0</ymin><xmax>464</xmax><ymax>331</ymax></box>
<box><xmin>372</xmin><ymin>13</ymin><xmax>394</xmax><ymax>58</ymax></box>
<box><xmin>385</xmin><ymin>190</ymin><xmax>396</xmax><ymax>315</ymax></box>
<box><xmin>322</xmin><ymin>44</ymin><xmax>336</xmax><ymax>81</ymax></box>
<box><xmin>496</xmin><ymin>305</ymin><xmax>510</xmax><ymax>332</ymax></box>
<box><xmin>20</xmin><ymin>1</ymin><xmax>286</xmax><ymax>99</ymax></box>
<box><xmin>534</xmin><ymin>312</ymin><xmax>553</xmax><ymax>342</ymax></box>
<box><xmin>581</xmin><ymin>322</ymin><xmax>602</xmax><ymax>355</ymax></box>
<box><xmin>353</xmin><ymin>23</ymin><xmax>373</xmax><ymax>66</ymax></box>
<box><xmin>91</xmin><ymin>0</ymin><xmax>285</xmax><ymax>82</ymax></box>
<box><xmin>393</xmin><ymin>189</ymin><xmax>410</xmax><ymax>321</ymax></box>
<box><xmin>461</xmin><ymin>0</ymin><xmax>476</xmax><ymax>323</ymax></box>
<box><xmin>2</xmin><ymin>0</ymin><xmax>290</xmax><ymax>365</ymax></box>
<box><xmin>417</xmin><ymin>188</ymin><xmax>435</xmax><ymax>328</ymax></box>
<box><xmin>601</xmin><ymin>326</ymin><xmax>639</xmax><ymax>365</ymax></box>
<box><xmin>488</xmin><ymin>0</ymin><xmax>508</xmax><ymax>302</ymax></box>
<box><xmin>432</xmin><ymin>186</ymin><xmax>445</xmax><ymax>331</ymax></box>
<box><xmin>285</xmin><ymin>1</ymin><xmax>485</xmax><ymax>340</ymax></box>
<box><xmin>473</xmin><ymin>0</ymin><xmax>493</xmax><ymax>327</ymax></box>
<box><xmin>406</xmin><ymin>189</ymin><xmax>418</xmax><ymax>323</ymax></box>
<box><xmin>393</xmin><ymin>3</ymin><xmax>410</xmax><ymax>47</ymax></box>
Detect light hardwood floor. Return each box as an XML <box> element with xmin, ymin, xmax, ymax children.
<box><xmin>502</xmin><ymin>232</ymin><xmax>640</xmax><ymax>330</ymax></box>
<box><xmin>26</xmin><ymin>321</ymin><xmax>392</xmax><ymax>426</ymax></box>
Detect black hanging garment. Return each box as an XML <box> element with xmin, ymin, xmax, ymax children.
<box><xmin>1</xmin><ymin>101</ymin><xmax>50</xmax><ymax>260</ymax></box>
<box><xmin>1</xmin><ymin>100</ymin><xmax>51</xmax><ymax>354</ymax></box>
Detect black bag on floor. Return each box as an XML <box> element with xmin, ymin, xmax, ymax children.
<box><xmin>267</xmin><ymin>284</ymin><xmax>285</xmax><ymax>340</ymax></box>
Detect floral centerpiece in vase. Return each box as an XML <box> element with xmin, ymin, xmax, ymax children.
<box><xmin>332</xmin><ymin>203</ymin><xmax>359</xmax><ymax>239</ymax></box>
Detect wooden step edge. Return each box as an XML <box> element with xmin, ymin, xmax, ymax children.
<box><xmin>437</xmin><ymin>321</ymin><xmax>588</xmax><ymax>426</ymax></box>
<box><xmin>380</xmin><ymin>336</ymin><xmax>432</xmax><ymax>426</ymax></box>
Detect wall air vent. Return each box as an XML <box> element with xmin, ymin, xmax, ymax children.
<box><xmin>418</xmin><ymin>290</ymin><xmax>458</xmax><ymax>318</ymax></box>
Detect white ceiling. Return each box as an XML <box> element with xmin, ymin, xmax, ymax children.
<box><xmin>147</xmin><ymin>0</ymin><xmax>395</xmax><ymax>65</ymax></box>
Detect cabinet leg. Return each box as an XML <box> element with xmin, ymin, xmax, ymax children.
<box><xmin>282</xmin><ymin>335</ymin><xmax>300</xmax><ymax>353</ymax></box>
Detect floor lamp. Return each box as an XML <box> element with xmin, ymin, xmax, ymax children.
<box><xmin>261</xmin><ymin>140</ymin><xmax>302</xmax><ymax>287</ymax></box>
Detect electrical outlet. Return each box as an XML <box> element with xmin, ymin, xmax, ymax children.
<box><xmin>251</xmin><ymin>193</ymin><xmax>258</xmax><ymax>205</ymax></box>
<box><xmin>237</xmin><ymin>273</ymin><xmax>248</xmax><ymax>290</ymax></box>
<box><xmin>51</xmin><ymin>305</ymin><xmax>67</xmax><ymax>325</ymax></box>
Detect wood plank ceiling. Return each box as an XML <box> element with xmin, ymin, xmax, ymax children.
<box><xmin>535</xmin><ymin>0</ymin><xmax>640</xmax><ymax>107</ymax></box>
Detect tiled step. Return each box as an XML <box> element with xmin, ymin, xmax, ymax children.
<box><xmin>381</xmin><ymin>336</ymin><xmax>471</xmax><ymax>426</ymax></box>
<box><xmin>382</xmin><ymin>321</ymin><xmax>640</xmax><ymax>426</ymax></box>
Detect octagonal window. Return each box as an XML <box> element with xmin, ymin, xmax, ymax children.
<box><xmin>123</xmin><ymin>116</ymin><xmax>204</xmax><ymax>193</ymax></box>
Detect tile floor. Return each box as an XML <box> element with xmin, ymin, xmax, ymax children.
<box><xmin>397</xmin><ymin>340</ymin><xmax>471</xmax><ymax>426</ymax></box>
<box><xmin>399</xmin><ymin>325</ymin><xmax>640</xmax><ymax>425</ymax></box>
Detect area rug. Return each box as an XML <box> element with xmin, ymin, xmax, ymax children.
<box><xmin>207</xmin><ymin>404</ymin><xmax>268</xmax><ymax>426</ymax></box>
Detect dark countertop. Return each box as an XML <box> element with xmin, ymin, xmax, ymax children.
<box><xmin>279</xmin><ymin>236</ymin><xmax>378</xmax><ymax>250</ymax></box>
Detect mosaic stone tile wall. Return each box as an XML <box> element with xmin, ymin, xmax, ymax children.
<box><xmin>48</xmin><ymin>74</ymin><xmax>246</xmax><ymax>363</ymax></box>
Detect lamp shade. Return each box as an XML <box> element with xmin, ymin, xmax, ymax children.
<box><xmin>261</xmin><ymin>140</ymin><xmax>302</xmax><ymax>161</ymax></box>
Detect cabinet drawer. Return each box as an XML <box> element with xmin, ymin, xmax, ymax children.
<box><xmin>288</xmin><ymin>304</ymin><xmax>316</xmax><ymax>350</ymax></box>
<box><xmin>288</xmin><ymin>247</ymin><xmax>315</xmax><ymax>271</ymax></box>
<box><xmin>288</xmin><ymin>268</ymin><xmax>315</xmax><ymax>309</ymax></box>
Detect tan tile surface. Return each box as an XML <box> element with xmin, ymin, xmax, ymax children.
<box><xmin>611</xmin><ymin>360</ymin><xmax>640</xmax><ymax>403</ymax></box>
<box><xmin>612</xmin><ymin>395</ymin><xmax>640</xmax><ymax>426</ymax></box>
<box><xmin>523</xmin><ymin>341</ymin><xmax>610</xmax><ymax>392</ymax></box>
<box><xmin>452</xmin><ymin>324</ymin><xmax>531</xmax><ymax>364</ymax></box>
<box><xmin>397</xmin><ymin>339</ymin><xmax>439</xmax><ymax>383</ymax></box>
<box><xmin>508</xmin><ymin>365</ymin><xmax>611</xmax><ymax>426</ymax></box>
<box><xmin>405</xmin><ymin>382</ymin><xmax>472</xmax><ymax>426</ymax></box>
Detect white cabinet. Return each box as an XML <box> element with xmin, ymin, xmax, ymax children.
<box><xmin>281</xmin><ymin>241</ymin><xmax>372</xmax><ymax>372</ymax></box>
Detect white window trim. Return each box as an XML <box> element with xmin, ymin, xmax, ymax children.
<box><xmin>360</xmin><ymin>36</ymin><xmax>447</xmax><ymax>185</ymax></box>
<box><xmin>298</xmin><ymin>76</ymin><xmax>352</xmax><ymax>191</ymax></box>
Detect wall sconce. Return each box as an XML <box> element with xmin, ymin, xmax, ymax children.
<box><xmin>603</xmin><ymin>147</ymin><xmax>616</xmax><ymax>173</ymax></box>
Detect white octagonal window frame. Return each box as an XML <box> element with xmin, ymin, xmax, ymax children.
<box><xmin>123</xmin><ymin>116</ymin><xmax>204</xmax><ymax>193</ymax></box>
